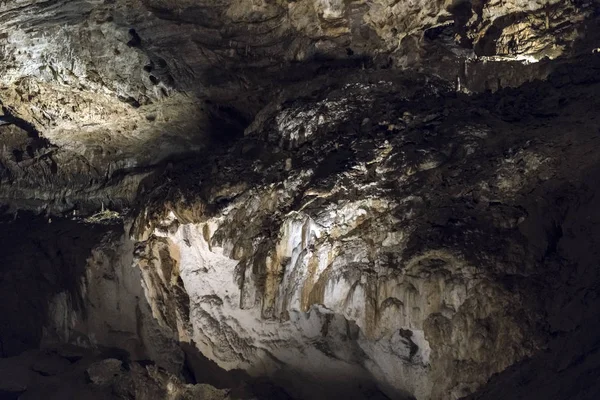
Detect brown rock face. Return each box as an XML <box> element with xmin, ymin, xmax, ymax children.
<box><xmin>1</xmin><ymin>1</ymin><xmax>600</xmax><ymax>399</ymax></box>
<box><xmin>0</xmin><ymin>0</ymin><xmax>597</xmax><ymax>215</ymax></box>
<box><xmin>126</xmin><ymin>59</ymin><xmax>600</xmax><ymax>399</ymax></box>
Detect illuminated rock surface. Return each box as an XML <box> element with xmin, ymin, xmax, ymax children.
<box><xmin>1</xmin><ymin>0</ymin><xmax>600</xmax><ymax>399</ymax></box>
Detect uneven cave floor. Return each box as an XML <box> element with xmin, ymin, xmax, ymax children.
<box><xmin>2</xmin><ymin>53</ymin><xmax>600</xmax><ymax>400</ymax></box>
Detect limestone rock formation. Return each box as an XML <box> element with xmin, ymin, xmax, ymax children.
<box><xmin>2</xmin><ymin>0</ymin><xmax>600</xmax><ymax>399</ymax></box>
<box><xmin>126</xmin><ymin>58</ymin><xmax>600</xmax><ymax>399</ymax></box>
<box><xmin>0</xmin><ymin>0</ymin><xmax>598</xmax><ymax>215</ymax></box>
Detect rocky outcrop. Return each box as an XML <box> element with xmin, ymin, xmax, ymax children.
<box><xmin>122</xmin><ymin>56</ymin><xmax>600</xmax><ymax>399</ymax></box>
<box><xmin>3</xmin><ymin>53</ymin><xmax>600</xmax><ymax>399</ymax></box>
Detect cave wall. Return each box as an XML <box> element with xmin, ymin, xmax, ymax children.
<box><xmin>2</xmin><ymin>54</ymin><xmax>600</xmax><ymax>400</ymax></box>
<box><xmin>0</xmin><ymin>215</ymin><xmax>112</xmax><ymax>357</ymax></box>
<box><xmin>0</xmin><ymin>215</ymin><xmax>185</xmax><ymax>377</ymax></box>
<box><xmin>122</xmin><ymin>57</ymin><xmax>600</xmax><ymax>399</ymax></box>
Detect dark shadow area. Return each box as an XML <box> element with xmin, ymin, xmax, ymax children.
<box><xmin>465</xmin><ymin>164</ymin><xmax>600</xmax><ymax>400</ymax></box>
<box><xmin>0</xmin><ymin>106</ymin><xmax>51</xmax><ymax>153</ymax></box>
<box><xmin>472</xmin><ymin>11</ymin><xmax>528</xmax><ymax>57</ymax></box>
<box><xmin>180</xmin><ymin>342</ymin><xmax>294</xmax><ymax>400</ymax></box>
<box><xmin>180</xmin><ymin>339</ymin><xmax>407</xmax><ymax>400</ymax></box>
<box><xmin>0</xmin><ymin>212</ymin><xmax>119</xmax><ymax>357</ymax></box>
<box><xmin>447</xmin><ymin>0</ymin><xmax>474</xmax><ymax>49</ymax></box>
<box><xmin>206</xmin><ymin>102</ymin><xmax>251</xmax><ymax>145</ymax></box>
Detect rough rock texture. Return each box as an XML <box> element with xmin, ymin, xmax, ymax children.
<box><xmin>125</xmin><ymin>56</ymin><xmax>600</xmax><ymax>399</ymax></box>
<box><xmin>0</xmin><ymin>215</ymin><xmax>295</xmax><ymax>398</ymax></box>
<box><xmin>2</xmin><ymin>1</ymin><xmax>600</xmax><ymax>400</ymax></box>
<box><xmin>0</xmin><ymin>214</ymin><xmax>115</xmax><ymax>357</ymax></box>
<box><xmin>0</xmin><ymin>345</ymin><xmax>233</xmax><ymax>400</ymax></box>
<box><xmin>0</xmin><ymin>0</ymin><xmax>599</xmax><ymax>214</ymax></box>
<box><xmin>0</xmin><ymin>214</ymin><xmax>185</xmax><ymax>372</ymax></box>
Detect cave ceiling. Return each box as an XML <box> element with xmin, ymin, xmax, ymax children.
<box><xmin>0</xmin><ymin>0</ymin><xmax>598</xmax><ymax>215</ymax></box>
